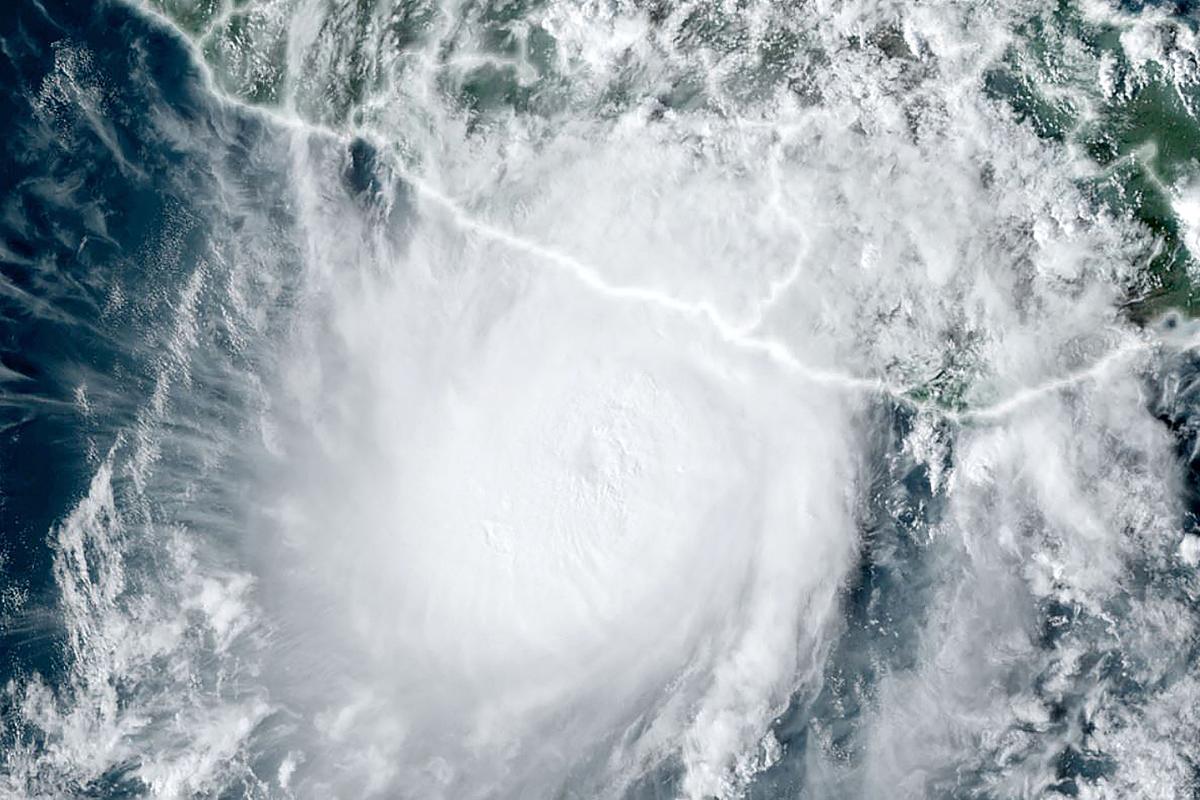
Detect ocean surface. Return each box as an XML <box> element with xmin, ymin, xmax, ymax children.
<box><xmin>2</xmin><ymin>0</ymin><xmax>1200</xmax><ymax>797</ymax></box>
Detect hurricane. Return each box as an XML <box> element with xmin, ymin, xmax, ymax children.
<box><xmin>3</xmin><ymin>0</ymin><xmax>1200</xmax><ymax>798</ymax></box>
